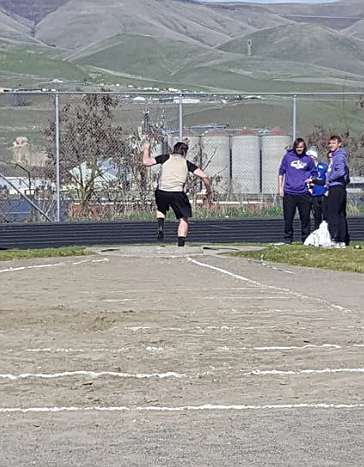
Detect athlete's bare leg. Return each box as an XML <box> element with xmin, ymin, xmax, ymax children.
<box><xmin>177</xmin><ymin>217</ymin><xmax>188</xmax><ymax>246</ymax></box>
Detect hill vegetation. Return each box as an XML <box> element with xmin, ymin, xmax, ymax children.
<box><xmin>344</xmin><ymin>19</ymin><xmax>364</xmax><ymax>41</ymax></box>
<box><xmin>218</xmin><ymin>23</ymin><xmax>364</xmax><ymax>77</ymax></box>
<box><xmin>0</xmin><ymin>0</ymin><xmax>364</xmax><ymax>91</ymax></box>
<box><xmin>0</xmin><ymin>40</ymin><xmax>87</xmax><ymax>87</ymax></box>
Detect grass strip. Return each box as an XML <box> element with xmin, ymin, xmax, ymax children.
<box><xmin>0</xmin><ymin>246</ymin><xmax>90</xmax><ymax>262</ymax></box>
<box><xmin>230</xmin><ymin>242</ymin><xmax>364</xmax><ymax>274</ymax></box>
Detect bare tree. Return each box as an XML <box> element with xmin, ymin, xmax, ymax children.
<box><xmin>307</xmin><ymin>125</ymin><xmax>364</xmax><ymax>176</ymax></box>
<box><xmin>44</xmin><ymin>96</ymin><xmax>168</xmax><ymax>218</ymax></box>
<box><xmin>44</xmin><ymin>93</ymin><xmax>125</xmax><ymax>217</ymax></box>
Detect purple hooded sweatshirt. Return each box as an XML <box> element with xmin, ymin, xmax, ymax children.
<box><xmin>278</xmin><ymin>150</ymin><xmax>317</xmax><ymax>195</ymax></box>
<box><xmin>327</xmin><ymin>147</ymin><xmax>349</xmax><ymax>188</ymax></box>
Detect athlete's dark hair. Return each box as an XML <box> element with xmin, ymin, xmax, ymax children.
<box><xmin>173</xmin><ymin>142</ymin><xmax>189</xmax><ymax>157</ymax></box>
<box><xmin>330</xmin><ymin>135</ymin><xmax>342</xmax><ymax>143</ymax></box>
<box><xmin>292</xmin><ymin>138</ymin><xmax>307</xmax><ymax>153</ymax></box>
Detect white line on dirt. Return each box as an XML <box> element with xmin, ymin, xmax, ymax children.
<box><xmin>108</xmin><ymin>287</ymin><xmax>255</xmax><ymax>293</ymax></box>
<box><xmin>0</xmin><ymin>263</ymin><xmax>64</xmax><ymax>273</ymax></box>
<box><xmin>246</xmin><ymin>368</ymin><xmax>364</xmax><ymax>376</ymax></box>
<box><xmin>120</xmin><ymin>325</ymin><xmax>362</xmax><ymax>333</ymax></box>
<box><xmin>1</xmin><ymin>368</ymin><xmax>364</xmax><ymax>381</ymax></box>
<box><xmin>73</xmin><ymin>258</ymin><xmax>109</xmax><ymax>265</ymax></box>
<box><xmin>0</xmin><ymin>258</ymin><xmax>109</xmax><ymax>274</ymax></box>
<box><xmin>252</xmin><ymin>344</ymin><xmax>343</xmax><ymax>350</ymax></box>
<box><xmin>8</xmin><ymin>343</ymin><xmax>362</xmax><ymax>353</ymax></box>
<box><xmin>0</xmin><ymin>371</ymin><xmax>186</xmax><ymax>381</ymax></box>
<box><xmin>0</xmin><ymin>403</ymin><xmax>363</xmax><ymax>414</ymax></box>
<box><xmin>187</xmin><ymin>258</ymin><xmax>353</xmax><ymax>313</ymax></box>
<box><xmin>100</xmin><ymin>296</ymin><xmax>292</xmax><ymax>302</ymax></box>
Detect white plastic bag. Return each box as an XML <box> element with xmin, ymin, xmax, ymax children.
<box><xmin>304</xmin><ymin>221</ymin><xmax>332</xmax><ymax>247</ymax></box>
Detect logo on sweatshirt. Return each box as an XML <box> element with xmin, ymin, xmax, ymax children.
<box><xmin>291</xmin><ymin>160</ymin><xmax>307</xmax><ymax>170</ymax></box>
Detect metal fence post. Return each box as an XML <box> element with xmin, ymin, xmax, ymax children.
<box><xmin>292</xmin><ymin>94</ymin><xmax>297</xmax><ymax>142</ymax></box>
<box><xmin>179</xmin><ymin>94</ymin><xmax>183</xmax><ymax>141</ymax></box>
<box><xmin>55</xmin><ymin>91</ymin><xmax>61</xmax><ymax>222</ymax></box>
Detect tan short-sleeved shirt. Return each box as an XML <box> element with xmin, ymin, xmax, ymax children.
<box><xmin>155</xmin><ymin>154</ymin><xmax>198</xmax><ymax>192</ymax></box>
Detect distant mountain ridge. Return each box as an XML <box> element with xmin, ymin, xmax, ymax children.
<box><xmin>1</xmin><ymin>0</ymin><xmax>362</xmax><ymax>48</ymax></box>
<box><xmin>0</xmin><ymin>0</ymin><xmax>364</xmax><ymax>92</ymax></box>
<box><xmin>0</xmin><ymin>0</ymin><xmax>70</xmax><ymax>23</ymax></box>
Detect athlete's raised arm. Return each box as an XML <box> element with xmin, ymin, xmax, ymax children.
<box><xmin>142</xmin><ymin>142</ymin><xmax>157</xmax><ymax>167</ymax></box>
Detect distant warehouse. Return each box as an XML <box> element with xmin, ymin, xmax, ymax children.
<box><xmin>173</xmin><ymin>97</ymin><xmax>201</xmax><ymax>104</ymax></box>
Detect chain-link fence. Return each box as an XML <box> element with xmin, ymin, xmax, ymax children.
<box><xmin>1</xmin><ymin>91</ymin><xmax>364</xmax><ymax>223</ymax></box>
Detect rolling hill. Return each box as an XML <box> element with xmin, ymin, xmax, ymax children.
<box><xmin>0</xmin><ymin>40</ymin><xmax>88</xmax><ymax>87</ymax></box>
<box><xmin>218</xmin><ymin>23</ymin><xmax>364</xmax><ymax>77</ymax></box>
<box><xmin>344</xmin><ymin>19</ymin><xmax>364</xmax><ymax>41</ymax></box>
<box><xmin>266</xmin><ymin>0</ymin><xmax>364</xmax><ymax>18</ymax></box>
<box><xmin>0</xmin><ymin>0</ymin><xmax>364</xmax><ymax>91</ymax></box>
<box><xmin>0</xmin><ymin>0</ymin><xmax>70</xmax><ymax>23</ymax></box>
<box><xmin>0</xmin><ymin>8</ymin><xmax>36</xmax><ymax>43</ymax></box>
<box><xmin>34</xmin><ymin>0</ymin><xmax>255</xmax><ymax>49</ymax></box>
<box><xmin>67</xmin><ymin>32</ymin><xmax>364</xmax><ymax>92</ymax></box>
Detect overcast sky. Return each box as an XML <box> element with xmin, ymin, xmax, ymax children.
<box><xmin>200</xmin><ymin>1</ymin><xmax>338</xmax><ymax>3</ymax></box>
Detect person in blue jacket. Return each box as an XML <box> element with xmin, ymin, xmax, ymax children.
<box><xmin>278</xmin><ymin>138</ymin><xmax>317</xmax><ymax>244</ymax></box>
<box><xmin>325</xmin><ymin>135</ymin><xmax>350</xmax><ymax>247</ymax></box>
<box><xmin>307</xmin><ymin>149</ymin><xmax>328</xmax><ymax>230</ymax></box>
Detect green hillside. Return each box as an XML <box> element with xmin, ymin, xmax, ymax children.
<box><xmin>0</xmin><ymin>40</ymin><xmax>88</xmax><ymax>87</ymax></box>
<box><xmin>71</xmin><ymin>33</ymin><xmax>364</xmax><ymax>92</ymax></box>
<box><xmin>1</xmin><ymin>0</ymin><xmax>364</xmax><ymax>92</ymax></box>
<box><xmin>73</xmin><ymin>34</ymin><xmax>211</xmax><ymax>81</ymax></box>
<box><xmin>218</xmin><ymin>23</ymin><xmax>364</xmax><ymax>77</ymax></box>
<box><xmin>2</xmin><ymin>30</ymin><xmax>364</xmax><ymax>93</ymax></box>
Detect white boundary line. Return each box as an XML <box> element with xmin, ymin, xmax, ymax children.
<box><xmin>96</xmin><ymin>296</ymin><xmax>293</xmax><ymax>302</ymax></box>
<box><xmin>246</xmin><ymin>368</ymin><xmax>364</xmax><ymax>375</ymax></box>
<box><xmin>0</xmin><ymin>403</ymin><xmax>363</xmax><ymax>414</ymax></box>
<box><xmin>0</xmin><ymin>258</ymin><xmax>109</xmax><ymax>274</ymax></box>
<box><xmin>0</xmin><ymin>263</ymin><xmax>65</xmax><ymax>274</ymax></box>
<box><xmin>1</xmin><ymin>367</ymin><xmax>364</xmax><ymax>381</ymax></box>
<box><xmin>0</xmin><ymin>371</ymin><xmax>186</xmax><ymax>381</ymax></box>
<box><xmin>4</xmin><ymin>343</ymin><xmax>363</xmax><ymax>354</ymax></box>
<box><xmin>187</xmin><ymin>257</ymin><xmax>353</xmax><ymax>313</ymax></box>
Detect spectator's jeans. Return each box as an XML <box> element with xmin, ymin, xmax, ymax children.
<box><xmin>326</xmin><ymin>185</ymin><xmax>349</xmax><ymax>244</ymax></box>
<box><xmin>283</xmin><ymin>193</ymin><xmax>311</xmax><ymax>244</ymax></box>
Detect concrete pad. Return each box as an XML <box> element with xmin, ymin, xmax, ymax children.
<box><xmin>88</xmin><ymin>244</ymin><xmax>263</xmax><ymax>258</ymax></box>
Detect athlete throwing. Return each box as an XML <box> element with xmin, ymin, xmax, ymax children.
<box><xmin>143</xmin><ymin>141</ymin><xmax>212</xmax><ymax>246</ymax></box>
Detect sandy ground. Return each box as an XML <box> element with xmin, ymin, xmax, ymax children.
<box><xmin>0</xmin><ymin>244</ymin><xmax>363</xmax><ymax>467</ymax></box>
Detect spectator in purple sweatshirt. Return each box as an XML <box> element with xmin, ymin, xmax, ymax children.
<box><xmin>278</xmin><ymin>138</ymin><xmax>317</xmax><ymax>244</ymax></box>
<box><xmin>325</xmin><ymin>135</ymin><xmax>350</xmax><ymax>248</ymax></box>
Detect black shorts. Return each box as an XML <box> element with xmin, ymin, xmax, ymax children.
<box><xmin>155</xmin><ymin>189</ymin><xmax>192</xmax><ymax>219</ymax></box>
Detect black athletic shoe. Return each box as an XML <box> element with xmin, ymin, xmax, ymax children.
<box><xmin>157</xmin><ymin>230</ymin><xmax>164</xmax><ymax>241</ymax></box>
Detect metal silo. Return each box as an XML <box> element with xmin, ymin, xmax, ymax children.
<box><xmin>231</xmin><ymin>132</ymin><xmax>260</xmax><ymax>196</ymax></box>
<box><xmin>261</xmin><ymin>134</ymin><xmax>292</xmax><ymax>194</ymax></box>
<box><xmin>201</xmin><ymin>131</ymin><xmax>230</xmax><ymax>195</ymax></box>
